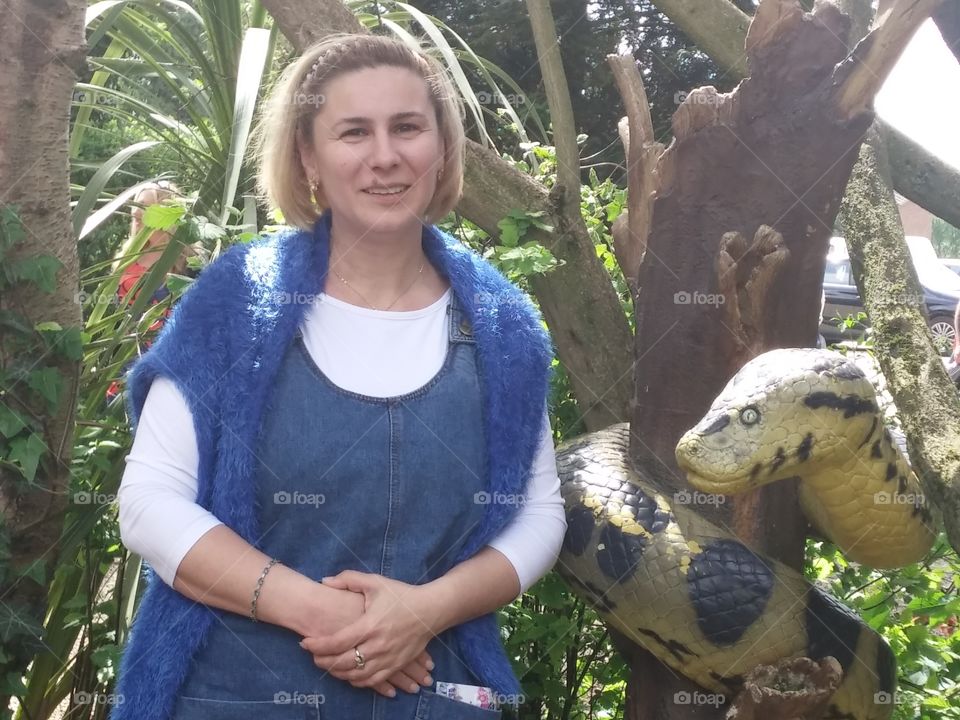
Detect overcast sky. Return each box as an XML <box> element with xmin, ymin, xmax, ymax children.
<box><xmin>876</xmin><ymin>19</ymin><xmax>960</xmax><ymax>172</ymax></box>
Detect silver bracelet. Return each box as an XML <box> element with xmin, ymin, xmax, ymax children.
<box><xmin>250</xmin><ymin>557</ymin><xmax>280</xmax><ymax>622</ymax></box>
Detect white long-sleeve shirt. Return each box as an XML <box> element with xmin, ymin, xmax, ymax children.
<box><xmin>118</xmin><ymin>287</ymin><xmax>567</xmax><ymax>592</ymax></box>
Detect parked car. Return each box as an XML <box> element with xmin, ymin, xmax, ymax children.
<box><xmin>820</xmin><ymin>236</ymin><xmax>960</xmax><ymax>354</ymax></box>
<box><xmin>941</xmin><ymin>258</ymin><xmax>960</xmax><ymax>277</ymax></box>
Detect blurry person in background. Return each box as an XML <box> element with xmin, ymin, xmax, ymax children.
<box><xmin>117</xmin><ymin>181</ymin><xmax>195</xmax><ymax>304</ymax></box>
<box><xmin>105</xmin><ymin>182</ymin><xmax>196</xmax><ymax>406</ymax></box>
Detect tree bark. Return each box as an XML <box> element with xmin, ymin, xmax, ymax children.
<box><xmin>0</xmin><ymin>0</ymin><xmax>86</xmax><ymax>709</ymax></box>
<box><xmin>840</xmin><ymin>125</ymin><xmax>960</xmax><ymax>558</ymax></box>
<box><xmin>260</xmin><ymin>0</ymin><xmax>636</xmax><ymax>431</ymax></box>
<box><xmin>648</xmin><ymin>0</ymin><xmax>960</xmax><ymax>230</ymax></box>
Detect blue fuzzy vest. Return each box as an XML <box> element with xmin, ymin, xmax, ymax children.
<box><xmin>109</xmin><ymin>212</ymin><xmax>554</xmax><ymax>720</ymax></box>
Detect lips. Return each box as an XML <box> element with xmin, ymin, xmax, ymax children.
<box><xmin>363</xmin><ymin>185</ymin><xmax>409</xmax><ymax>196</ymax></box>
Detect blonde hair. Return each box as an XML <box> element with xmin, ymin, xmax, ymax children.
<box><xmin>130</xmin><ymin>180</ymin><xmax>180</xmax><ymax>237</ymax></box>
<box><xmin>251</xmin><ymin>33</ymin><xmax>465</xmax><ymax>230</ymax></box>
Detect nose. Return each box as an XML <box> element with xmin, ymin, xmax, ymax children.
<box><xmin>367</xmin><ymin>128</ymin><xmax>401</xmax><ymax>171</ymax></box>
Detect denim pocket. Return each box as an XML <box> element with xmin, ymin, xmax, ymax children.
<box><xmin>413</xmin><ymin>689</ymin><xmax>502</xmax><ymax>720</ymax></box>
<box><xmin>172</xmin><ymin>694</ymin><xmax>322</xmax><ymax>720</ymax></box>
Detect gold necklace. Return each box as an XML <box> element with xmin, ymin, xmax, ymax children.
<box><xmin>330</xmin><ymin>260</ymin><xmax>425</xmax><ymax>311</ymax></box>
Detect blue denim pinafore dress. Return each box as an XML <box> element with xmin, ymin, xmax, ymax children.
<box><xmin>170</xmin><ymin>292</ymin><xmax>503</xmax><ymax>719</ymax></box>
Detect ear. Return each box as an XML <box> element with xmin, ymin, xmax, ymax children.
<box><xmin>296</xmin><ymin>125</ymin><xmax>318</xmax><ymax>181</ymax></box>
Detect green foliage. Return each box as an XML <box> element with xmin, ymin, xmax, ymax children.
<box><xmin>0</xmin><ymin>206</ymin><xmax>83</xmax><ymax>716</ymax></box>
<box><xmin>932</xmin><ymin>219</ymin><xmax>960</xmax><ymax>259</ymax></box>
<box><xmin>808</xmin><ymin>536</ymin><xmax>960</xmax><ymax>719</ymax></box>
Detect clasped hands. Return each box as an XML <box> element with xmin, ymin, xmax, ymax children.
<box><xmin>300</xmin><ymin>570</ymin><xmax>439</xmax><ymax>698</ymax></box>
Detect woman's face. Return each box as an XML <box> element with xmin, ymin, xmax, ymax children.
<box><xmin>300</xmin><ymin>65</ymin><xmax>445</xmax><ymax>239</ymax></box>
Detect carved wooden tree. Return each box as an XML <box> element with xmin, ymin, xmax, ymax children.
<box><xmin>617</xmin><ymin>0</ymin><xmax>947</xmax><ymax>718</ymax></box>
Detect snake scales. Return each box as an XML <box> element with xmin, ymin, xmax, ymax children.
<box><xmin>556</xmin><ymin>348</ymin><xmax>936</xmax><ymax>720</ymax></box>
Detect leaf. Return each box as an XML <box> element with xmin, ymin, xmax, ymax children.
<box><xmin>8</xmin><ymin>433</ymin><xmax>47</xmax><ymax>484</ymax></box>
<box><xmin>72</xmin><ymin>139</ymin><xmax>160</xmax><ymax>236</ymax></box>
<box><xmin>143</xmin><ymin>203</ymin><xmax>185</xmax><ymax>231</ymax></box>
<box><xmin>10</xmin><ymin>255</ymin><xmax>62</xmax><ymax>293</ymax></box>
<box><xmin>55</xmin><ymin>325</ymin><xmax>85</xmax><ymax>361</ymax></box>
<box><xmin>17</xmin><ymin>560</ymin><xmax>46</xmax><ymax>586</ymax></box>
<box><xmin>498</xmin><ymin>218</ymin><xmax>521</xmax><ymax>247</ymax></box>
<box><xmin>34</xmin><ymin>321</ymin><xmax>62</xmax><ymax>332</ymax></box>
<box><xmin>0</xmin><ymin>603</ymin><xmax>44</xmax><ymax>643</ymax></box>
<box><xmin>0</xmin><ymin>406</ymin><xmax>29</xmax><ymax>438</ymax></box>
<box><xmin>0</xmin><ymin>206</ymin><xmax>25</xmax><ymax>264</ymax></box>
<box><xmin>27</xmin><ymin>367</ymin><xmax>63</xmax><ymax>408</ymax></box>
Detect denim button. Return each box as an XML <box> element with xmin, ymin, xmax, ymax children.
<box><xmin>459</xmin><ymin>318</ymin><xmax>473</xmax><ymax>336</ymax></box>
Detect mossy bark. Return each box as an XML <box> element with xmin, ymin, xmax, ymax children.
<box><xmin>840</xmin><ymin>126</ymin><xmax>960</xmax><ymax>557</ymax></box>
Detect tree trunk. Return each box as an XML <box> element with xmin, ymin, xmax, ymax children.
<box><xmin>648</xmin><ymin>0</ymin><xmax>960</xmax><ymax>230</ymax></box>
<box><xmin>840</xmin><ymin>126</ymin><xmax>960</xmax><ymax>558</ymax></box>
<box><xmin>0</xmin><ymin>0</ymin><xmax>86</xmax><ymax>711</ymax></box>
<box><xmin>260</xmin><ymin>0</ymin><xmax>635</xmax><ymax>431</ymax></box>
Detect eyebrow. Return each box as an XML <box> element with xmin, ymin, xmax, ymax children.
<box><xmin>333</xmin><ymin>111</ymin><xmax>428</xmax><ymax>127</ymax></box>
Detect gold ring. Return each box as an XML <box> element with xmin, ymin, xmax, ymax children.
<box><xmin>354</xmin><ymin>646</ymin><xmax>365</xmax><ymax>669</ymax></box>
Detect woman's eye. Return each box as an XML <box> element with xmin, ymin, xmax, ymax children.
<box><xmin>342</xmin><ymin>128</ymin><xmax>366</xmax><ymax>137</ymax></box>
<box><xmin>740</xmin><ymin>406</ymin><xmax>760</xmax><ymax>426</ymax></box>
<box><xmin>396</xmin><ymin>123</ymin><xmax>420</xmax><ymax>133</ymax></box>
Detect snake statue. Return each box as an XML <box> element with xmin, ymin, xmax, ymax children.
<box><xmin>556</xmin><ymin>348</ymin><xmax>937</xmax><ymax>720</ymax></box>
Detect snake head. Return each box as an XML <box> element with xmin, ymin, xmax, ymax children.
<box><xmin>675</xmin><ymin>349</ymin><xmax>879</xmax><ymax>494</ymax></box>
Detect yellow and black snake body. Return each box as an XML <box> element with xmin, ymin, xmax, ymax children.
<box><xmin>556</xmin><ymin>349</ymin><xmax>936</xmax><ymax>720</ymax></box>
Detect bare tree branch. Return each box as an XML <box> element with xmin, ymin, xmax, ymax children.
<box><xmin>607</xmin><ymin>56</ymin><xmax>666</xmax><ymax>297</ymax></box>
<box><xmin>525</xmin><ymin>0</ymin><xmax>580</xmax><ymax>193</ymax></box>
<box><xmin>834</xmin><ymin>0</ymin><xmax>946</xmax><ymax>119</ymax></box>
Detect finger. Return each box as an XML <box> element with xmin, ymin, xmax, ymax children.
<box><xmin>300</xmin><ymin>623</ymin><xmax>367</xmax><ymax>656</ymax></box>
<box><xmin>417</xmin><ymin>650</ymin><xmax>435</xmax><ymax>673</ymax></box>
<box><xmin>321</xmin><ymin>570</ymin><xmax>368</xmax><ymax>591</ymax></box>
<box><xmin>371</xmin><ymin>681</ymin><xmax>399</xmax><ymax>699</ymax></box>
<box><xmin>312</xmin><ymin>652</ymin><xmax>352</xmax><ymax>673</ymax></box>
<box><xmin>400</xmin><ymin>657</ymin><xmax>432</xmax><ymax>686</ymax></box>
<box><xmin>385</xmin><ymin>670</ymin><xmax>422</xmax><ymax>695</ymax></box>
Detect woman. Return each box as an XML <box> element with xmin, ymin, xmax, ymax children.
<box><xmin>112</xmin><ymin>32</ymin><xmax>566</xmax><ymax>720</ymax></box>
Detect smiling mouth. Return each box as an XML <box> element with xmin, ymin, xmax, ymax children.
<box><xmin>363</xmin><ymin>185</ymin><xmax>409</xmax><ymax>196</ymax></box>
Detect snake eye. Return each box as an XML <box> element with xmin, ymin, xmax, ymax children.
<box><xmin>740</xmin><ymin>406</ymin><xmax>760</xmax><ymax>426</ymax></box>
